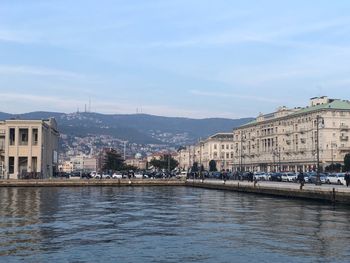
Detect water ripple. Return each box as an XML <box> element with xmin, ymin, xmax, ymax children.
<box><xmin>0</xmin><ymin>187</ymin><xmax>350</xmax><ymax>262</ymax></box>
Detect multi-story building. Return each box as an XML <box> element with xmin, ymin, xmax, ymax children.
<box><xmin>232</xmin><ymin>97</ymin><xmax>350</xmax><ymax>172</ymax></box>
<box><xmin>0</xmin><ymin>118</ymin><xmax>59</xmax><ymax>179</ymax></box>
<box><xmin>58</xmin><ymin>155</ymin><xmax>97</xmax><ymax>173</ymax></box>
<box><xmin>177</xmin><ymin>133</ymin><xmax>234</xmax><ymax>171</ymax></box>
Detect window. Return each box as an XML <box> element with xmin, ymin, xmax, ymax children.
<box><xmin>9</xmin><ymin>157</ymin><xmax>14</xmax><ymax>174</ymax></box>
<box><xmin>9</xmin><ymin>128</ymin><xmax>15</xmax><ymax>145</ymax></box>
<box><xmin>226</xmin><ymin>144</ymin><xmax>229</xmax><ymax>150</ymax></box>
<box><xmin>32</xmin><ymin>128</ymin><xmax>38</xmax><ymax>145</ymax></box>
<box><xmin>226</xmin><ymin>153</ymin><xmax>229</xmax><ymax>159</ymax></box>
<box><xmin>19</xmin><ymin>129</ymin><xmax>28</xmax><ymax>145</ymax></box>
<box><xmin>221</xmin><ymin>145</ymin><xmax>225</xmax><ymax>150</ymax></box>
<box><xmin>214</xmin><ymin>144</ymin><xmax>217</xmax><ymax>150</ymax></box>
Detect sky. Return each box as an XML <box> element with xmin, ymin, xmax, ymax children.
<box><xmin>1</xmin><ymin>0</ymin><xmax>350</xmax><ymax>119</ymax></box>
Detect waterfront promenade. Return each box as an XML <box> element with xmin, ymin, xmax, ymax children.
<box><xmin>1</xmin><ymin>178</ymin><xmax>350</xmax><ymax>204</ymax></box>
<box><xmin>188</xmin><ymin>179</ymin><xmax>350</xmax><ymax>204</ymax></box>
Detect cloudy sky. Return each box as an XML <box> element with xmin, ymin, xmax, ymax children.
<box><xmin>1</xmin><ymin>0</ymin><xmax>350</xmax><ymax>118</ymax></box>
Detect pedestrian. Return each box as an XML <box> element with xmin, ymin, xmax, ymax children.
<box><xmin>297</xmin><ymin>172</ymin><xmax>305</xmax><ymax>190</ymax></box>
<box><xmin>345</xmin><ymin>172</ymin><xmax>350</xmax><ymax>187</ymax></box>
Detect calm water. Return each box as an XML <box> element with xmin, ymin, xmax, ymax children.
<box><xmin>0</xmin><ymin>187</ymin><xmax>350</xmax><ymax>263</ymax></box>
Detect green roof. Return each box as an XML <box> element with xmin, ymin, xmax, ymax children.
<box><xmin>238</xmin><ymin>99</ymin><xmax>350</xmax><ymax>129</ymax></box>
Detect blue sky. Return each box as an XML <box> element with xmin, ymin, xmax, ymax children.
<box><xmin>1</xmin><ymin>0</ymin><xmax>350</xmax><ymax>118</ymax></box>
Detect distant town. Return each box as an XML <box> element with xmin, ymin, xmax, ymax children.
<box><xmin>1</xmin><ymin>96</ymin><xmax>350</xmax><ymax>179</ymax></box>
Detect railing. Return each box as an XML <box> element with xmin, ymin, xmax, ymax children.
<box><xmin>338</xmin><ymin>146</ymin><xmax>350</xmax><ymax>151</ymax></box>
<box><xmin>340</xmin><ymin>136</ymin><xmax>349</xmax><ymax>141</ymax></box>
<box><xmin>340</xmin><ymin>124</ymin><xmax>349</xmax><ymax>129</ymax></box>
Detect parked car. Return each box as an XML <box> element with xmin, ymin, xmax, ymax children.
<box><xmin>281</xmin><ymin>172</ymin><xmax>297</xmax><ymax>182</ymax></box>
<box><xmin>326</xmin><ymin>173</ymin><xmax>346</xmax><ymax>185</ymax></box>
<box><xmin>176</xmin><ymin>171</ymin><xmax>188</xmax><ymax>179</ymax></box>
<box><xmin>239</xmin><ymin>172</ymin><xmax>253</xmax><ymax>181</ymax></box>
<box><xmin>94</xmin><ymin>173</ymin><xmax>111</xmax><ymax>179</ymax></box>
<box><xmin>269</xmin><ymin>172</ymin><xmax>282</xmax><ymax>182</ymax></box>
<box><xmin>210</xmin><ymin>171</ymin><xmax>222</xmax><ymax>179</ymax></box>
<box><xmin>254</xmin><ymin>172</ymin><xmax>268</xmax><ymax>181</ymax></box>
<box><xmin>112</xmin><ymin>173</ymin><xmax>123</xmax><ymax>179</ymax></box>
<box><xmin>308</xmin><ymin>173</ymin><xmax>327</xmax><ymax>184</ymax></box>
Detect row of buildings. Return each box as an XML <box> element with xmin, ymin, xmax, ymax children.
<box><xmin>177</xmin><ymin>97</ymin><xmax>350</xmax><ymax>173</ymax></box>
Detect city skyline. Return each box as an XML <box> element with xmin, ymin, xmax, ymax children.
<box><xmin>1</xmin><ymin>1</ymin><xmax>350</xmax><ymax>118</ymax></box>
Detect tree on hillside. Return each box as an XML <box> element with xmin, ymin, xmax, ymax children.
<box><xmin>209</xmin><ymin>160</ymin><xmax>217</xmax><ymax>172</ymax></box>
<box><xmin>149</xmin><ymin>154</ymin><xmax>179</xmax><ymax>171</ymax></box>
<box><xmin>344</xmin><ymin>153</ymin><xmax>350</xmax><ymax>172</ymax></box>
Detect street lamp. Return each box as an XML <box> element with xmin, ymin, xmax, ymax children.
<box><xmin>315</xmin><ymin>115</ymin><xmax>324</xmax><ymax>185</ymax></box>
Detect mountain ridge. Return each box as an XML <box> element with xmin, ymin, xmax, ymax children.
<box><xmin>0</xmin><ymin>111</ymin><xmax>254</xmax><ymax>145</ymax></box>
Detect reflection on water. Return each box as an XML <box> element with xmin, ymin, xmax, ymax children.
<box><xmin>0</xmin><ymin>187</ymin><xmax>350</xmax><ymax>263</ymax></box>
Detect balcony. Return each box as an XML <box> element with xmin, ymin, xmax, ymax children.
<box><xmin>339</xmin><ymin>146</ymin><xmax>350</xmax><ymax>151</ymax></box>
<box><xmin>340</xmin><ymin>124</ymin><xmax>349</xmax><ymax>130</ymax></box>
<box><xmin>300</xmin><ymin>138</ymin><xmax>306</xmax><ymax>144</ymax></box>
<box><xmin>340</xmin><ymin>136</ymin><xmax>349</xmax><ymax>141</ymax></box>
<box><xmin>286</xmin><ymin>140</ymin><xmax>291</xmax><ymax>145</ymax></box>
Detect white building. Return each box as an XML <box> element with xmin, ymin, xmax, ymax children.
<box><xmin>177</xmin><ymin>133</ymin><xmax>234</xmax><ymax>171</ymax></box>
<box><xmin>232</xmin><ymin>97</ymin><xmax>350</xmax><ymax>172</ymax></box>
<box><xmin>0</xmin><ymin>118</ymin><xmax>59</xmax><ymax>179</ymax></box>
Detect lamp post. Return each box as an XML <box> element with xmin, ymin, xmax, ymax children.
<box><xmin>240</xmin><ymin>131</ymin><xmax>245</xmax><ymax>173</ymax></box>
<box><xmin>331</xmin><ymin>142</ymin><xmax>337</xmax><ymax>171</ymax></box>
<box><xmin>315</xmin><ymin>115</ymin><xmax>324</xmax><ymax>185</ymax></box>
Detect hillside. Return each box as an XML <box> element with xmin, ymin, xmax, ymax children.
<box><xmin>0</xmin><ymin>111</ymin><xmax>253</xmax><ymax>146</ymax></box>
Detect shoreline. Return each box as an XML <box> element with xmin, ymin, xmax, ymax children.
<box><xmin>1</xmin><ymin>179</ymin><xmax>350</xmax><ymax>205</ymax></box>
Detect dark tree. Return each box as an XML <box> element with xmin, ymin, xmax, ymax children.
<box><xmin>191</xmin><ymin>162</ymin><xmax>199</xmax><ymax>172</ymax></box>
<box><xmin>325</xmin><ymin>163</ymin><xmax>342</xmax><ymax>172</ymax></box>
<box><xmin>149</xmin><ymin>154</ymin><xmax>179</xmax><ymax>171</ymax></box>
<box><xmin>344</xmin><ymin>153</ymin><xmax>350</xmax><ymax>172</ymax></box>
<box><xmin>103</xmin><ymin>149</ymin><xmax>124</xmax><ymax>171</ymax></box>
<box><xmin>209</xmin><ymin>160</ymin><xmax>217</xmax><ymax>172</ymax></box>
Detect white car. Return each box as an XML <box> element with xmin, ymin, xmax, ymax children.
<box><xmin>281</xmin><ymin>172</ymin><xmax>297</xmax><ymax>182</ymax></box>
<box><xmin>94</xmin><ymin>174</ymin><xmax>111</xmax><ymax>179</ymax></box>
<box><xmin>326</xmin><ymin>173</ymin><xmax>346</xmax><ymax>185</ymax></box>
<box><xmin>254</xmin><ymin>172</ymin><xmax>268</xmax><ymax>181</ymax></box>
<box><xmin>112</xmin><ymin>173</ymin><xmax>123</xmax><ymax>179</ymax></box>
<box><xmin>134</xmin><ymin>173</ymin><xmax>144</xmax><ymax>179</ymax></box>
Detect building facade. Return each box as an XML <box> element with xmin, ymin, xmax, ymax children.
<box><xmin>177</xmin><ymin>133</ymin><xmax>234</xmax><ymax>171</ymax></box>
<box><xmin>0</xmin><ymin>118</ymin><xmax>59</xmax><ymax>179</ymax></box>
<box><xmin>232</xmin><ymin>97</ymin><xmax>350</xmax><ymax>172</ymax></box>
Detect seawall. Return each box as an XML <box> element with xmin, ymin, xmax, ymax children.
<box><xmin>187</xmin><ymin>180</ymin><xmax>350</xmax><ymax>204</ymax></box>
